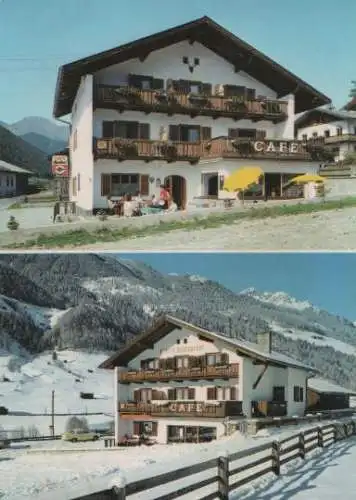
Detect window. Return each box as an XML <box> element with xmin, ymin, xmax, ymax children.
<box><xmin>336</xmin><ymin>127</ymin><xmax>343</xmax><ymax>136</ymax></box>
<box><xmin>102</xmin><ymin>121</ymin><xmax>150</xmax><ymax>140</ymax></box>
<box><xmin>175</xmin><ymin>387</ymin><xmax>195</xmax><ymax>400</ymax></box>
<box><xmin>207</xmin><ymin>387</ymin><xmax>217</xmax><ymax>400</ymax></box>
<box><xmin>293</xmin><ymin>386</ymin><xmax>304</xmax><ymax>402</ymax></box>
<box><xmin>190</xmin><ymin>83</ymin><xmax>200</xmax><ymax>94</ymax></box>
<box><xmin>141</xmin><ymin>80</ymin><xmax>151</xmax><ymax>90</ymax></box>
<box><xmin>141</xmin><ymin>358</ymin><xmax>159</xmax><ymax>370</ymax></box>
<box><xmin>176</xmin><ymin>339</ymin><xmax>181</xmax><ymax>344</ymax></box>
<box><xmin>302</xmin><ymin>134</ymin><xmax>307</xmax><ymax>141</ymax></box>
<box><xmin>205</xmin><ymin>353</ymin><xmax>229</xmax><ymax>366</ymax></box>
<box><xmin>217</xmin><ymin>387</ymin><xmax>237</xmax><ymax>400</ymax></box>
<box><xmin>176</xmin><ymin>357</ymin><xmax>189</xmax><ymax>368</ymax></box>
<box><xmin>110</xmin><ymin>173</ymin><xmax>140</xmax><ymax>196</ymax></box>
<box><xmin>324</xmin><ymin>130</ymin><xmax>330</xmax><ymax>138</ymax></box>
<box><xmin>183</xmin><ymin>338</ymin><xmax>188</xmax><ymax>344</ymax></box>
<box><xmin>273</xmin><ymin>386</ymin><xmax>285</xmax><ymax>402</ymax></box>
<box><xmin>312</xmin><ymin>132</ymin><xmax>318</xmax><ymax>138</ymax></box>
<box><xmin>194</xmin><ymin>57</ymin><xmax>200</xmax><ymax>66</ymax></box>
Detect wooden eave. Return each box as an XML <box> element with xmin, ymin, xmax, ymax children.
<box><xmin>98</xmin><ymin>315</ymin><xmax>313</xmax><ymax>372</ymax></box>
<box><xmin>53</xmin><ymin>16</ymin><xmax>330</xmax><ymax>118</ymax></box>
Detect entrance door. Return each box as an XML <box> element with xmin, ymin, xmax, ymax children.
<box><xmin>265</xmin><ymin>173</ymin><xmax>281</xmax><ymax>198</ymax></box>
<box><xmin>164</xmin><ymin>175</ymin><xmax>187</xmax><ymax>209</ymax></box>
<box><xmin>208</xmin><ymin>175</ymin><xmax>218</xmax><ymax>196</ymax></box>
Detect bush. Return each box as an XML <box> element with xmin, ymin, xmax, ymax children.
<box><xmin>7</xmin><ymin>216</ymin><xmax>19</xmax><ymax>231</ymax></box>
<box><xmin>27</xmin><ymin>425</ymin><xmax>40</xmax><ymax>438</ymax></box>
<box><xmin>65</xmin><ymin>416</ymin><xmax>89</xmax><ymax>433</ymax></box>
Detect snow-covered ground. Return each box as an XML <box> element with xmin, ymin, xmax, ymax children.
<box><xmin>0</xmin><ymin>420</ymin><xmax>354</xmax><ymax>500</ymax></box>
<box><xmin>0</xmin><ymin>350</ymin><xmax>113</xmax><ymax>435</ymax></box>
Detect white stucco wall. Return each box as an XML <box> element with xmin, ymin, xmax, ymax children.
<box><xmin>70</xmin><ymin>75</ymin><xmax>94</xmax><ymax>211</ymax></box>
<box><xmin>286</xmin><ymin>367</ymin><xmax>308</xmax><ymax>417</ymax></box>
<box><xmin>93</xmin><ymin>159</ymin><xmax>318</xmax><ymax>208</ymax></box>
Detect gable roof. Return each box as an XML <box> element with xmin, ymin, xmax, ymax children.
<box><xmin>295</xmin><ymin>107</ymin><xmax>356</xmax><ymax>129</ymax></box>
<box><xmin>308</xmin><ymin>377</ymin><xmax>356</xmax><ymax>396</ymax></box>
<box><xmin>53</xmin><ymin>16</ymin><xmax>330</xmax><ymax>118</ymax></box>
<box><xmin>0</xmin><ymin>160</ymin><xmax>33</xmax><ymax>175</ymax></box>
<box><xmin>99</xmin><ymin>315</ymin><xmax>316</xmax><ymax>373</ymax></box>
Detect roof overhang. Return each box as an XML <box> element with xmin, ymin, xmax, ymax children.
<box><xmin>53</xmin><ymin>16</ymin><xmax>331</xmax><ymax>118</ymax></box>
<box><xmin>295</xmin><ymin>107</ymin><xmax>354</xmax><ymax>129</ymax></box>
<box><xmin>98</xmin><ymin>315</ymin><xmax>315</xmax><ymax>372</ymax></box>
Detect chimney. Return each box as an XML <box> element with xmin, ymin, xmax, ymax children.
<box><xmin>256</xmin><ymin>331</ymin><xmax>272</xmax><ymax>353</ymax></box>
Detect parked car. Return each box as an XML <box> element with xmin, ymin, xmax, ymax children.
<box><xmin>61</xmin><ymin>430</ymin><xmax>100</xmax><ymax>442</ymax></box>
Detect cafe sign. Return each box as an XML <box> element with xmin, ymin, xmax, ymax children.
<box><xmin>253</xmin><ymin>141</ymin><xmax>303</xmax><ymax>154</ymax></box>
<box><xmin>167</xmin><ymin>402</ymin><xmax>206</xmax><ymax>413</ymax></box>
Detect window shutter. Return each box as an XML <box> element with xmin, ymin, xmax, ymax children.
<box><xmin>228</xmin><ymin>128</ymin><xmax>239</xmax><ymax>139</ymax></box>
<box><xmin>188</xmin><ymin>388</ymin><xmax>195</xmax><ymax>400</ymax></box>
<box><xmin>114</xmin><ymin>121</ymin><xmax>127</xmax><ymax>138</ymax></box>
<box><xmin>300</xmin><ymin>387</ymin><xmax>304</xmax><ymax>402</ymax></box>
<box><xmin>140</xmin><ymin>175</ymin><xmax>149</xmax><ymax>196</ymax></box>
<box><xmin>102</xmin><ymin>121</ymin><xmax>114</xmax><ymax>138</ymax></box>
<box><xmin>230</xmin><ymin>387</ymin><xmax>237</xmax><ymax>400</ymax></box>
<box><xmin>246</xmin><ymin>88</ymin><xmax>256</xmax><ymax>100</ymax></box>
<box><xmin>128</xmin><ymin>74</ymin><xmax>144</xmax><ymax>88</ymax></box>
<box><xmin>293</xmin><ymin>386</ymin><xmax>298</xmax><ymax>402</ymax></box>
<box><xmin>133</xmin><ymin>422</ymin><xmax>140</xmax><ymax>435</ymax></box>
<box><xmin>159</xmin><ymin>358</ymin><xmax>166</xmax><ymax>369</ymax></box>
<box><xmin>207</xmin><ymin>387</ymin><xmax>216</xmax><ymax>400</ymax></box>
<box><xmin>168</xmin><ymin>388</ymin><xmax>176</xmax><ymax>400</ymax></box>
<box><xmin>134</xmin><ymin>390</ymin><xmax>141</xmax><ymax>402</ymax></box>
<box><xmin>221</xmin><ymin>353</ymin><xmax>229</xmax><ymax>365</ymax></box>
<box><xmin>151</xmin><ymin>389</ymin><xmax>159</xmax><ymax>400</ymax></box>
<box><xmin>139</xmin><ymin>123</ymin><xmax>150</xmax><ymax>140</ymax></box>
<box><xmin>201</xmin><ymin>83</ymin><xmax>212</xmax><ymax>96</ymax></box>
<box><xmin>169</xmin><ymin>125</ymin><xmax>180</xmax><ymax>141</ymax></box>
<box><xmin>202</xmin><ymin>127</ymin><xmax>212</xmax><ymax>140</ymax></box>
<box><xmin>101</xmin><ymin>174</ymin><xmax>111</xmax><ymax>197</ymax></box>
<box><xmin>152</xmin><ymin>78</ymin><xmax>164</xmax><ymax>90</ymax></box>
<box><xmin>256</xmin><ymin>130</ymin><xmax>267</xmax><ymax>140</ymax></box>
<box><xmin>151</xmin><ymin>422</ymin><xmax>158</xmax><ymax>436</ymax></box>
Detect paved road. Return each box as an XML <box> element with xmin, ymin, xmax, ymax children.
<box><xmin>68</xmin><ymin>207</ymin><xmax>356</xmax><ymax>251</ymax></box>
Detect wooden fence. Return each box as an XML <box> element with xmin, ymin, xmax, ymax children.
<box><xmin>71</xmin><ymin>420</ymin><xmax>356</xmax><ymax>500</ymax></box>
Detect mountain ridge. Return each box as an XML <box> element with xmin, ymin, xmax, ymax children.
<box><xmin>0</xmin><ymin>254</ymin><xmax>356</xmax><ymax>390</ymax></box>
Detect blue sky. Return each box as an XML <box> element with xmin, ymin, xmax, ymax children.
<box><xmin>0</xmin><ymin>0</ymin><xmax>354</xmax><ymax>123</ymax></box>
<box><xmin>118</xmin><ymin>253</ymin><xmax>356</xmax><ymax>320</ymax></box>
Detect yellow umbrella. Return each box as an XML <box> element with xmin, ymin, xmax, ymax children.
<box><xmin>223</xmin><ymin>167</ymin><xmax>264</xmax><ymax>192</ymax></box>
<box><xmin>290</xmin><ymin>174</ymin><xmax>325</xmax><ymax>184</ymax></box>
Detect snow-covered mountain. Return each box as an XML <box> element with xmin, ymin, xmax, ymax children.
<box><xmin>1</xmin><ymin>252</ymin><xmax>356</xmax><ymax>414</ymax></box>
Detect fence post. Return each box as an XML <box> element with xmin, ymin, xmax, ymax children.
<box><xmin>298</xmin><ymin>432</ymin><xmax>305</xmax><ymax>459</ymax></box>
<box><xmin>332</xmin><ymin>423</ymin><xmax>337</xmax><ymax>442</ymax></box>
<box><xmin>271</xmin><ymin>441</ymin><xmax>280</xmax><ymax>476</ymax></box>
<box><xmin>217</xmin><ymin>451</ymin><xmax>229</xmax><ymax>500</ymax></box>
<box><xmin>109</xmin><ymin>474</ymin><xmax>126</xmax><ymax>500</ymax></box>
<box><xmin>352</xmin><ymin>420</ymin><xmax>356</xmax><ymax>435</ymax></box>
<box><xmin>317</xmin><ymin>427</ymin><xmax>324</xmax><ymax>448</ymax></box>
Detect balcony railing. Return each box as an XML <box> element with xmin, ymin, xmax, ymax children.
<box><xmin>118</xmin><ymin>400</ymin><xmax>243</xmax><ymax>418</ymax></box>
<box><xmin>94</xmin><ymin>137</ymin><xmax>314</xmax><ymax>163</ymax></box>
<box><xmin>324</xmin><ymin>134</ymin><xmax>356</xmax><ymax>144</ymax></box>
<box><xmin>94</xmin><ymin>85</ymin><xmax>288</xmax><ymax>122</ymax></box>
<box><xmin>119</xmin><ymin>363</ymin><xmax>240</xmax><ymax>384</ymax></box>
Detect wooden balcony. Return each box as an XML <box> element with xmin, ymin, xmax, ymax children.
<box><xmin>119</xmin><ymin>363</ymin><xmax>239</xmax><ymax>384</ymax></box>
<box><xmin>119</xmin><ymin>400</ymin><xmax>243</xmax><ymax>418</ymax></box>
<box><xmin>253</xmin><ymin>400</ymin><xmax>287</xmax><ymax>418</ymax></box>
<box><xmin>94</xmin><ymin>137</ymin><xmax>315</xmax><ymax>163</ymax></box>
<box><xmin>94</xmin><ymin>85</ymin><xmax>288</xmax><ymax>123</ymax></box>
<box><xmin>324</xmin><ymin>134</ymin><xmax>356</xmax><ymax>144</ymax></box>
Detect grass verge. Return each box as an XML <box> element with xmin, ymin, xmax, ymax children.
<box><xmin>4</xmin><ymin>197</ymin><xmax>356</xmax><ymax>249</ymax></box>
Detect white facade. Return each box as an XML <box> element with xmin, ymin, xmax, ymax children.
<box><xmin>297</xmin><ymin>116</ymin><xmax>356</xmax><ymax>161</ymax></box>
<box><xmin>68</xmin><ymin>40</ymin><xmax>319</xmax><ymax>212</ymax></box>
<box><xmin>112</xmin><ymin>325</ymin><xmax>310</xmax><ymax>444</ymax></box>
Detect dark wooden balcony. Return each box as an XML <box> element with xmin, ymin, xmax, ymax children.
<box><xmin>119</xmin><ymin>363</ymin><xmax>239</xmax><ymax>384</ymax></box>
<box><xmin>94</xmin><ymin>137</ymin><xmax>315</xmax><ymax>163</ymax></box>
<box><xmin>94</xmin><ymin>85</ymin><xmax>288</xmax><ymax>123</ymax></box>
<box><xmin>252</xmin><ymin>400</ymin><xmax>287</xmax><ymax>418</ymax></box>
<box><xmin>119</xmin><ymin>400</ymin><xmax>243</xmax><ymax>418</ymax></box>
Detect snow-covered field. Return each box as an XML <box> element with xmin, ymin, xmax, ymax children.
<box><xmin>0</xmin><ymin>349</ymin><xmax>113</xmax><ymax>435</ymax></box>
<box><xmin>0</xmin><ymin>421</ymin><xmax>354</xmax><ymax>500</ymax></box>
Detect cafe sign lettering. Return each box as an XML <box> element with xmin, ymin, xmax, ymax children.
<box><xmin>168</xmin><ymin>402</ymin><xmax>205</xmax><ymax>413</ymax></box>
<box><xmin>253</xmin><ymin>141</ymin><xmax>302</xmax><ymax>154</ymax></box>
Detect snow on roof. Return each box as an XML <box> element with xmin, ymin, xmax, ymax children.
<box><xmin>308</xmin><ymin>377</ymin><xmax>356</xmax><ymax>395</ymax></box>
<box><xmin>0</xmin><ymin>160</ymin><xmax>34</xmax><ymax>175</ymax></box>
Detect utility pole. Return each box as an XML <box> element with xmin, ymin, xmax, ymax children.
<box><xmin>49</xmin><ymin>390</ymin><xmax>55</xmax><ymax>437</ymax></box>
